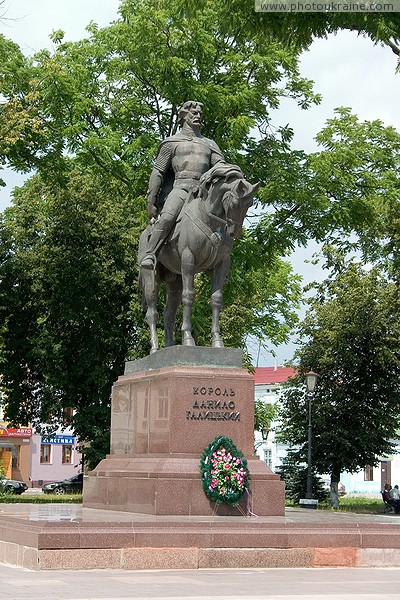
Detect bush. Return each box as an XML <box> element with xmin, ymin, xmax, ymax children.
<box><xmin>278</xmin><ymin>456</ymin><xmax>328</xmax><ymax>503</ymax></box>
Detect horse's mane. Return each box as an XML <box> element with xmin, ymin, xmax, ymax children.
<box><xmin>198</xmin><ymin>161</ymin><xmax>243</xmax><ymax>193</ymax></box>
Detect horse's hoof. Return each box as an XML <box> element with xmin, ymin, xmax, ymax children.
<box><xmin>150</xmin><ymin>347</ymin><xmax>159</xmax><ymax>354</ymax></box>
<box><xmin>212</xmin><ymin>339</ymin><xmax>225</xmax><ymax>349</ymax></box>
<box><xmin>182</xmin><ymin>335</ymin><xmax>196</xmax><ymax>347</ymax></box>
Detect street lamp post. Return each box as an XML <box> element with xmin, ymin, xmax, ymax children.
<box><xmin>299</xmin><ymin>370</ymin><xmax>318</xmax><ymax>509</ymax></box>
<box><xmin>254</xmin><ymin>425</ymin><xmax>269</xmax><ymax>451</ymax></box>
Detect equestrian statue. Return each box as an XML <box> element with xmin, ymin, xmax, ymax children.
<box><xmin>138</xmin><ymin>101</ymin><xmax>259</xmax><ymax>353</ymax></box>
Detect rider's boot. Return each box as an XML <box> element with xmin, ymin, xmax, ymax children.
<box><xmin>140</xmin><ymin>227</ymin><xmax>163</xmax><ymax>269</ymax></box>
<box><xmin>140</xmin><ymin>213</ymin><xmax>174</xmax><ymax>269</ymax></box>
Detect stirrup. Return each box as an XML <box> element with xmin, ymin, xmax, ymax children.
<box><xmin>140</xmin><ymin>254</ymin><xmax>156</xmax><ymax>269</ymax></box>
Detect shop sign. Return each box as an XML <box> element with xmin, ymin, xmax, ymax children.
<box><xmin>41</xmin><ymin>435</ymin><xmax>75</xmax><ymax>445</ymax></box>
<box><xmin>0</xmin><ymin>426</ymin><xmax>32</xmax><ymax>437</ymax></box>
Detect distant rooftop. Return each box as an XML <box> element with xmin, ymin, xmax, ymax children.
<box><xmin>254</xmin><ymin>366</ymin><xmax>296</xmax><ymax>385</ymax></box>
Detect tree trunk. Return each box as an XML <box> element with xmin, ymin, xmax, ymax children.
<box><xmin>330</xmin><ymin>471</ymin><xmax>340</xmax><ymax>508</ymax></box>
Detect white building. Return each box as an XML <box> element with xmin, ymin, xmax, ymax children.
<box><xmin>254</xmin><ymin>366</ymin><xmax>294</xmax><ymax>473</ymax></box>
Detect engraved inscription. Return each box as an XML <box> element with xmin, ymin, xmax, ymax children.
<box><xmin>193</xmin><ymin>387</ymin><xmax>235</xmax><ymax>397</ymax></box>
<box><xmin>186</xmin><ymin>385</ymin><xmax>240</xmax><ymax>421</ymax></box>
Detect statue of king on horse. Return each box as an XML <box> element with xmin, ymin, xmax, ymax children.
<box><xmin>139</xmin><ymin>101</ymin><xmax>259</xmax><ymax>353</ymax></box>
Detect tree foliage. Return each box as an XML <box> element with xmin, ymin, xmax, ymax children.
<box><xmin>254</xmin><ymin>399</ymin><xmax>279</xmax><ymax>439</ymax></box>
<box><xmin>278</xmin><ymin>262</ymin><xmax>400</xmax><ymax>502</ymax></box>
<box><xmin>0</xmin><ymin>0</ymin><xmax>321</xmax><ymax>186</ymax></box>
<box><xmin>0</xmin><ymin>0</ymin><xmax>317</xmax><ymax>464</ymax></box>
<box><xmin>183</xmin><ymin>3</ymin><xmax>400</xmax><ymax>59</ymax></box>
<box><xmin>1</xmin><ymin>1</ymin><xmax>400</xmax><ymax>469</ymax></box>
<box><xmin>0</xmin><ymin>169</ymin><xmax>148</xmax><ymax>466</ymax></box>
<box><xmin>308</xmin><ymin>108</ymin><xmax>400</xmax><ymax>268</ymax></box>
<box><xmin>254</xmin><ymin>108</ymin><xmax>400</xmax><ymax>265</ymax></box>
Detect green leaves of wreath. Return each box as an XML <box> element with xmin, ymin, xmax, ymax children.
<box><xmin>200</xmin><ymin>436</ymin><xmax>250</xmax><ymax>505</ymax></box>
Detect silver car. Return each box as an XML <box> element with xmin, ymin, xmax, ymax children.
<box><xmin>0</xmin><ymin>474</ymin><xmax>28</xmax><ymax>494</ymax></box>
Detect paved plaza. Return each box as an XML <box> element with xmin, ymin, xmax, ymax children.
<box><xmin>1</xmin><ymin>564</ymin><xmax>400</xmax><ymax>600</ymax></box>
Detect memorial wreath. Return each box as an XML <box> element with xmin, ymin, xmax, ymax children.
<box><xmin>200</xmin><ymin>435</ymin><xmax>250</xmax><ymax>505</ymax></box>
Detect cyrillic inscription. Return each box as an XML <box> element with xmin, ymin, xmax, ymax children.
<box><xmin>192</xmin><ymin>387</ymin><xmax>235</xmax><ymax>397</ymax></box>
<box><xmin>185</xmin><ymin>410</ymin><xmax>240</xmax><ymax>421</ymax></box>
<box><xmin>187</xmin><ymin>386</ymin><xmax>240</xmax><ymax>421</ymax></box>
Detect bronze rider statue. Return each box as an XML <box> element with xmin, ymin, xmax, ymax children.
<box><xmin>140</xmin><ymin>100</ymin><xmax>224</xmax><ymax>269</ymax></box>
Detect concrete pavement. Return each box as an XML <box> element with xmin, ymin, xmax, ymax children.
<box><xmin>1</xmin><ymin>564</ymin><xmax>400</xmax><ymax>600</ymax></box>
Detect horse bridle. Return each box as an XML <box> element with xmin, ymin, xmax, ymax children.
<box><xmin>197</xmin><ymin>186</ymin><xmax>243</xmax><ymax>234</ymax></box>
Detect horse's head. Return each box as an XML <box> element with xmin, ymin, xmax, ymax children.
<box><xmin>222</xmin><ymin>178</ymin><xmax>259</xmax><ymax>238</ymax></box>
<box><xmin>196</xmin><ymin>162</ymin><xmax>259</xmax><ymax>238</ymax></box>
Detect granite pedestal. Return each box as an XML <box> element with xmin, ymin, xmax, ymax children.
<box><xmin>2</xmin><ymin>503</ymin><xmax>400</xmax><ymax>571</ymax></box>
<box><xmin>83</xmin><ymin>347</ymin><xmax>284</xmax><ymax>516</ymax></box>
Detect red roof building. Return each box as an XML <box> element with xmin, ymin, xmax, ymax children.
<box><xmin>254</xmin><ymin>366</ymin><xmax>295</xmax><ymax>386</ymax></box>
<box><xmin>253</xmin><ymin>366</ymin><xmax>295</xmax><ymax>471</ymax></box>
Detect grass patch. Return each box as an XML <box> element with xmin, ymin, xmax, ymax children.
<box><xmin>287</xmin><ymin>496</ymin><xmax>385</xmax><ymax>514</ymax></box>
<box><xmin>328</xmin><ymin>496</ymin><xmax>385</xmax><ymax>514</ymax></box>
<box><xmin>0</xmin><ymin>493</ymin><xmax>82</xmax><ymax>504</ymax></box>
<box><xmin>0</xmin><ymin>494</ymin><xmax>386</xmax><ymax>513</ymax></box>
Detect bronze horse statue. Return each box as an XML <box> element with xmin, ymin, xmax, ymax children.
<box><xmin>138</xmin><ymin>162</ymin><xmax>259</xmax><ymax>353</ymax></box>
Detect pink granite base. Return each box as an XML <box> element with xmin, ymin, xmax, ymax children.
<box><xmin>7</xmin><ymin>544</ymin><xmax>400</xmax><ymax>571</ymax></box>
<box><xmin>84</xmin><ymin>362</ymin><xmax>285</xmax><ymax>516</ymax></box>
<box><xmin>84</xmin><ymin>456</ymin><xmax>284</xmax><ymax>516</ymax></box>
<box><xmin>2</xmin><ymin>507</ymin><xmax>400</xmax><ymax>570</ymax></box>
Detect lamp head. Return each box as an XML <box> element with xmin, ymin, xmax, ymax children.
<box><xmin>305</xmin><ymin>370</ymin><xmax>318</xmax><ymax>393</ymax></box>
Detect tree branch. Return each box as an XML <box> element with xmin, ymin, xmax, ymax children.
<box><xmin>386</xmin><ymin>38</ymin><xmax>400</xmax><ymax>56</ymax></box>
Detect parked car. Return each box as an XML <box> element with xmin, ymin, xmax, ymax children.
<box><xmin>42</xmin><ymin>472</ymin><xmax>83</xmax><ymax>495</ymax></box>
<box><xmin>0</xmin><ymin>474</ymin><xmax>28</xmax><ymax>495</ymax></box>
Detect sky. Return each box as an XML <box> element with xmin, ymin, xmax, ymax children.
<box><xmin>1</xmin><ymin>1</ymin><xmax>400</xmax><ymax>365</ymax></box>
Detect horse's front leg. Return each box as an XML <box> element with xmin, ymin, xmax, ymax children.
<box><xmin>210</xmin><ymin>256</ymin><xmax>230</xmax><ymax>348</ymax></box>
<box><xmin>181</xmin><ymin>247</ymin><xmax>196</xmax><ymax>346</ymax></box>
<box><xmin>140</xmin><ymin>267</ymin><xmax>159</xmax><ymax>353</ymax></box>
<box><xmin>164</xmin><ymin>275</ymin><xmax>182</xmax><ymax>347</ymax></box>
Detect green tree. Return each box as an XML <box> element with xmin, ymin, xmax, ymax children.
<box><xmin>0</xmin><ymin>0</ymin><xmax>316</xmax><ymax>333</ymax></box>
<box><xmin>0</xmin><ymin>0</ymin><xmax>320</xmax><ymax>183</ymax></box>
<box><xmin>278</xmin><ymin>451</ymin><xmax>328</xmax><ymax>504</ymax></box>
<box><xmin>0</xmin><ymin>0</ymin><xmax>314</xmax><ymax>361</ymax></box>
<box><xmin>0</xmin><ymin>169</ymin><xmax>147</xmax><ymax>467</ymax></box>
<box><xmin>254</xmin><ymin>399</ymin><xmax>279</xmax><ymax>440</ymax></box>
<box><xmin>2</xmin><ymin>1</ymin><xmax>400</xmax><ymax>469</ymax></box>
<box><xmin>278</xmin><ymin>262</ymin><xmax>400</xmax><ymax>507</ymax></box>
<box><xmin>183</xmin><ymin>4</ymin><xmax>400</xmax><ymax>59</ymax></box>
<box><xmin>307</xmin><ymin>108</ymin><xmax>400</xmax><ymax>268</ymax></box>
<box><xmin>254</xmin><ymin>108</ymin><xmax>400</xmax><ymax>266</ymax></box>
